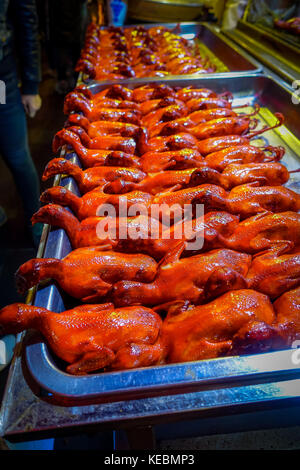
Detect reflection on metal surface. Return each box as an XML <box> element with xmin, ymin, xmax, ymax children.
<box><xmin>224</xmin><ymin>20</ymin><xmax>300</xmax><ymax>83</ymax></box>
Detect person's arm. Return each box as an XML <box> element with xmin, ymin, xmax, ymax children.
<box><xmin>10</xmin><ymin>0</ymin><xmax>42</xmax><ymax>116</ymax></box>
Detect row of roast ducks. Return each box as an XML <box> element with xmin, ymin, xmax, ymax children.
<box><xmin>75</xmin><ymin>23</ymin><xmax>215</xmax><ymax>81</ymax></box>
<box><xmin>1</xmin><ymin>82</ymin><xmax>300</xmax><ymax>376</ymax></box>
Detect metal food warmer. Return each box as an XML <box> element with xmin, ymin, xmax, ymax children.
<box><xmin>1</xmin><ymin>68</ymin><xmax>300</xmax><ymax>444</ymax></box>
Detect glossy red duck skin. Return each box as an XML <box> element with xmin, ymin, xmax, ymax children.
<box><xmin>15</xmin><ymin>248</ymin><xmax>158</xmax><ymax>302</ymax></box>
<box><xmin>204</xmin><ymin>145</ymin><xmax>284</xmax><ymax>171</ymax></box>
<box><xmin>63</xmin><ymin>91</ymin><xmax>137</xmax><ymax>114</ymax></box>
<box><xmin>0</xmin><ymin>303</ymin><xmax>164</xmax><ymax>374</ymax></box>
<box><xmin>116</xmin><ymin>211</ymin><xmax>239</xmax><ymax>260</ymax></box>
<box><xmin>186</xmin><ymin>116</ymin><xmax>256</xmax><ymax>140</ymax></box>
<box><xmin>149</xmin><ymin>108</ymin><xmax>238</xmax><ymax>138</ymax></box>
<box><xmin>188</xmin><ymin>162</ymin><xmax>289</xmax><ymax>189</ymax></box>
<box><xmin>218</xmin><ymin>211</ymin><xmax>300</xmax><ymax>254</ymax></box>
<box><xmin>40</xmin><ymin>186</ymin><xmax>152</xmax><ymax>221</ymax></box>
<box><xmin>140</xmin><ymin>148</ymin><xmax>204</xmax><ymax>172</ymax></box>
<box><xmin>131</xmin><ymin>84</ymin><xmax>176</xmax><ymax>103</ymax></box>
<box><xmin>112</xmin><ymin>244</ymin><xmax>251</xmax><ymax>307</ymax></box>
<box><xmin>53</xmin><ymin>128</ymin><xmax>137</xmax><ymax>156</ymax></box>
<box><xmin>65</xmin><ymin>113</ymin><xmax>141</xmax><ymax>138</ymax></box>
<box><xmin>42</xmin><ymin>158</ymin><xmax>146</xmax><ymax>194</ymax></box>
<box><xmin>197</xmin><ymin>135</ymin><xmax>252</xmax><ymax>156</ymax></box>
<box><xmin>246</xmin><ymin>248</ymin><xmax>300</xmax><ymax>299</ymax></box>
<box><xmin>73</xmin><ymin>84</ymin><xmax>134</xmax><ymax>102</ymax></box>
<box><xmin>230</xmin><ymin>287</ymin><xmax>300</xmax><ymax>355</ymax></box>
<box><xmin>141</xmin><ymin>103</ymin><xmax>187</xmax><ymax>129</ymax></box>
<box><xmin>139</xmin><ymin>96</ymin><xmax>186</xmax><ymax>116</ymax></box>
<box><xmin>195</xmin><ymin>113</ymin><xmax>284</xmax><ymax>155</ymax></box>
<box><xmin>274</xmin><ymin>287</ymin><xmax>300</xmax><ymax>338</ymax></box>
<box><xmin>152</xmin><ymin>184</ymin><xmax>227</xmax><ymax>220</ymax></box>
<box><xmin>160</xmin><ymin>289</ymin><xmax>275</xmax><ymax>363</ymax></box>
<box><xmin>32</xmin><ymin>206</ymin><xmax>168</xmax><ymax>256</ymax></box>
<box><xmin>175</xmin><ymin>87</ymin><xmax>220</xmax><ymax>101</ymax></box>
<box><xmin>52</xmin><ymin>129</ymin><xmax>137</xmax><ymax>168</ymax></box>
<box><xmin>189</xmin><ymin>183</ymin><xmax>300</xmax><ymax>219</ymax></box>
<box><xmin>138</xmin><ymin>132</ymin><xmax>203</xmax><ymax>155</ymax></box>
<box><xmin>66</xmin><ymin>126</ymin><xmax>138</xmax><ymax>154</ymax></box>
<box><xmin>106</xmin><ymin>169</ymin><xmax>197</xmax><ymax>195</ymax></box>
<box><xmin>185</xmin><ymin>97</ymin><xmax>232</xmax><ymax>112</ymax></box>
<box><xmin>63</xmin><ymin>93</ymin><xmax>139</xmax><ymax>119</ymax></box>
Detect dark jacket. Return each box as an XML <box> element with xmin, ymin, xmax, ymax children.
<box><xmin>0</xmin><ymin>0</ymin><xmax>41</xmax><ymax>95</ymax></box>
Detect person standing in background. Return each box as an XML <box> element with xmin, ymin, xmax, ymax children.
<box><xmin>0</xmin><ymin>0</ymin><xmax>42</xmax><ymax>246</ymax></box>
<box><xmin>44</xmin><ymin>0</ymin><xmax>88</xmax><ymax>94</ymax></box>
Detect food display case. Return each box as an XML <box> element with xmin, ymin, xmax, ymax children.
<box><xmin>1</xmin><ymin>12</ymin><xmax>300</xmax><ymax>447</ymax></box>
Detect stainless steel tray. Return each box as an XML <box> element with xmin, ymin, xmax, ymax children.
<box><xmin>23</xmin><ymin>72</ymin><xmax>300</xmax><ymax>407</ymax></box>
<box><xmin>81</xmin><ymin>22</ymin><xmax>260</xmax><ymax>84</ymax></box>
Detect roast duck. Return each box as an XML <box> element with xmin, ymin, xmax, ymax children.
<box><xmin>75</xmin><ymin>24</ymin><xmax>216</xmax><ymax>81</ymax></box>
<box><xmin>1</xmin><ymin>83</ymin><xmax>300</xmax><ymax>376</ymax></box>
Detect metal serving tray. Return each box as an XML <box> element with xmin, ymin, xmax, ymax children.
<box><xmin>23</xmin><ymin>72</ymin><xmax>300</xmax><ymax>407</ymax></box>
<box><xmin>82</xmin><ymin>22</ymin><xmax>260</xmax><ymax>84</ymax></box>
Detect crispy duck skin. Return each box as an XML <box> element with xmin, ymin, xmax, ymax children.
<box><xmin>110</xmin><ymin>161</ymin><xmax>290</xmax><ymax>195</ymax></box>
<box><xmin>66</xmin><ymin>126</ymin><xmax>138</xmax><ymax>155</ymax></box>
<box><xmin>218</xmin><ymin>211</ymin><xmax>300</xmax><ymax>254</ymax></box>
<box><xmin>185</xmin><ymin>97</ymin><xmax>232</xmax><ymax>112</ymax></box>
<box><xmin>0</xmin><ymin>303</ymin><xmax>164</xmax><ymax>374</ymax></box>
<box><xmin>73</xmin><ymin>84</ymin><xmax>134</xmax><ymax>102</ymax></box>
<box><xmin>63</xmin><ymin>91</ymin><xmax>137</xmax><ymax>116</ymax></box>
<box><xmin>106</xmin><ymin>169</ymin><xmax>197</xmax><ymax>195</ymax></box>
<box><xmin>116</xmin><ymin>212</ymin><xmax>239</xmax><ymax>260</ymax></box>
<box><xmin>159</xmin><ymin>289</ymin><xmax>275</xmax><ymax>363</ymax></box>
<box><xmin>274</xmin><ymin>287</ymin><xmax>300</xmax><ymax>338</ymax></box>
<box><xmin>195</xmin><ymin>113</ymin><xmax>284</xmax><ymax>155</ymax></box>
<box><xmin>63</xmin><ymin>94</ymin><xmax>141</xmax><ymax>123</ymax></box>
<box><xmin>246</xmin><ymin>247</ymin><xmax>300</xmax><ymax>299</ymax></box>
<box><xmin>139</xmin><ymin>148</ymin><xmax>205</xmax><ymax>172</ymax></box>
<box><xmin>151</xmin><ymin>183</ymin><xmax>300</xmax><ymax>220</ymax></box>
<box><xmin>131</xmin><ymin>84</ymin><xmax>177</xmax><ymax>103</ymax></box>
<box><xmin>52</xmin><ymin>129</ymin><xmax>134</xmax><ymax>168</ymax></box>
<box><xmin>138</xmin><ymin>131</ymin><xmax>203</xmax><ymax>155</ymax></box>
<box><xmin>41</xmin><ymin>182</ymin><xmax>300</xmax><ymax>222</ymax></box>
<box><xmin>112</xmin><ymin>243</ymin><xmax>251</xmax><ymax>307</ymax></box>
<box><xmin>15</xmin><ymin>248</ymin><xmax>158</xmax><ymax>302</ymax></box>
<box><xmin>32</xmin><ymin>206</ymin><xmax>168</xmax><ymax>256</ymax></box>
<box><xmin>230</xmin><ymin>287</ymin><xmax>300</xmax><ymax>355</ymax></box>
<box><xmin>188</xmin><ymin>162</ymin><xmax>290</xmax><ymax>189</ymax></box>
<box><xmin>204</xmin><ymin>145</ymin><xmax>284</xmax><ymax>171</ymax></box>
<box><xmin>138</xmin><ymin>145</ymin><xmax>284</xmax><ymax>174</ymax></box>
<box><xmin>139</xmin><ymin>96</ymin><xmax>187</xmax><ymax>117</ymax></box>
<box><xmin>175</xmin><ymin>88</ymin><xmax>230</xmax><ymax>101</ymax></box>
<box><xmin>53</xmin><ymin>128</ymin><xmax>138</xmax><ymax>157</ymax></box>
<box><xmin>65</xmin><ymin>113</ymin><xmax>141</xmax><ymax>138</ymax></box>
<box><xmin>42</xmin><ymin>158</ymin><xmax>146</xmax><ymax>194</ymax></box>
<box><xmin>40</xmin><ymin>186</ymin><xmax>152</xmax><ymax>220</ymax></box>
<box><xmin>141</xmin><ymin>104</ymin><xmax>188</xmax><ymax>130</ymax></box>
<box><xmin>149</xmin><ymin>108</ymin><xmax>239</xmax><ymax>138</ymax></box>
<box><xmin>186</xmin><ymin>183</ymin><xmax>300</xmax><ymax>219</ymax></box>
<box><xmin>32</xmin><ymin>205</ymin><xmax>238</xmax><ymax>259</ymax></box>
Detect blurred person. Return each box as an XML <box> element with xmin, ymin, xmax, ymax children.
<box><xmin>45</xmin><ymin>0</ymin><xmax>88</xmax><ymax>94</ymax></box>
<box><xmin>0</xmin><ymin>0</ymin><xmax>42</xmax><ymax>246</ymax></box>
